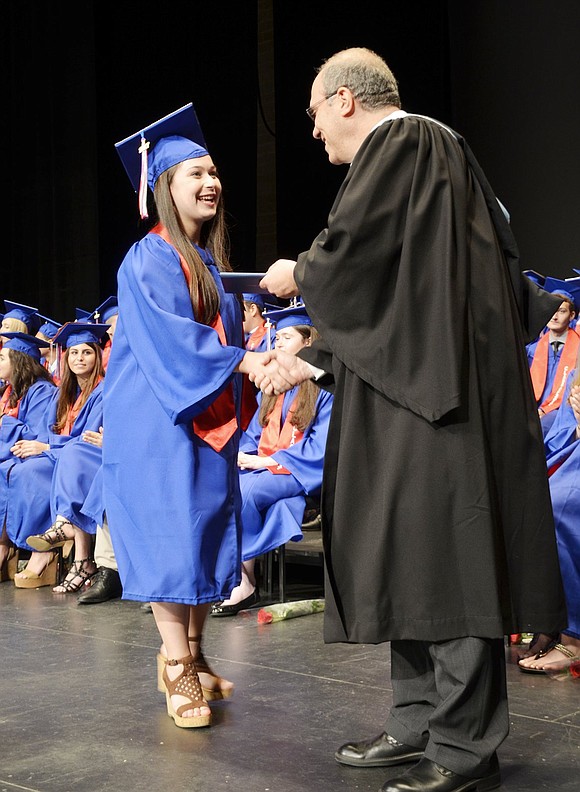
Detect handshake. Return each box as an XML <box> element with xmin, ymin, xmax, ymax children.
<box><xmin>238</xmin><ymin>349</ymin><xmax>314</xmax><ymax>395</ymax></box>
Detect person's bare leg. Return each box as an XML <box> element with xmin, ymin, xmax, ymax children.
<box><xmin>153</xmin><ymin>601</ymin><xmax>211</xmax><ymax>719</ymax></box>
<box><xmin>218</xmin><ymin>559</ymin><xmax>256</xmax><ymax>606</ymax></box>
<box><xmin>53</xmin><ymin>526</ymin><xmax>96</xmax><ymax>593</ymax></box>
<box><xmin>20</xmin><ymin>550</ymin><xmax>53</xmax><ymax>575</ymax></box>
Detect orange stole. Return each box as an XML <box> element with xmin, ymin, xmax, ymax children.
<box><xmin>150</xmin><ymin>223</ymin><xmax>240</xmax><ymax>453</ymax></box>
<box><xmin>530</xmin><ymin>330</ymin><xmax>580</xmax><ymax>413</ymax></box>
<box><xmin>0</xmin><ymin>385</ymin><xmax>19</xmax><ymax>418</ymax></box>
<box><xmin>257</xmin><ymin>393</ymin><xmax>304</xmax><ymax>475</ymax></box>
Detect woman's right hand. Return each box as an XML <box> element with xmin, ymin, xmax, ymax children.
<box><xmin>11</xmin><ymin>440</ymin><xmax>50</xmax><ymax>458</ymax></box>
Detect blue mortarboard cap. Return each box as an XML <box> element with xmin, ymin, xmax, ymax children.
<box><xmin>242</xmin><ymin>293</ymin><xmax>265</xmax><ymax>310</ymax></box>
<box><xmin>53</xmin><ymin>322</ymin><xmax>111</xmax><ymax>349</ymax></box>
<box><xmin>92</xmin><ymin>296</ymin><xmax>118</xmax><ymax>323</ymax></box>
<box><xmin>75</xmin><ymin>308</ymin><xmax>92</xmax><ymax>322</ymax></box>
<box><xmin>543</xmin><ymin>276</ymin><xmax>580</xmax><ymax>310</ymax></box>
<box><xmin>2</xmin><ymin>301</ymin><xmax>39</xmax><ymax>326</ymax></box>
<box><xmin>1</xmin><ymin>332</ymin><xmax>46</xmax><ymax>361</ymax></box>
<box><xmin>115</xmin><ymin>103</ymin><xmax>208</xmax><ymax>218</ymax></box>
<box><xmin>263</xmin><ymin>302</ymin><xmax>313</xmax><ymax>330</ymax></box>
<box><xmin>523</xmin><ymin>270</ymin><xmax>545</xmax><ymax>287</ymax></box>
<box><xmin>36</xmin><ymin>314</ymin><xmax>61</xmax><ymax>340</ymax></box>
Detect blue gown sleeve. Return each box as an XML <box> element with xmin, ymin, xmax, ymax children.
<box><xmin>45</xmin><ymin>384</ymin><xmax>104</xmax><ymax>460</ymax></box>
<box><xmin>239</xmin><ymin>393</ymin><xmax>264</xmax><ymax>453</ymax></box>
<box><xmin>0</xmin><ymin>381</ymin><xmax>56</xmax><ymax>459</ymax></box>
<box><xmin>117</xmin><ymin>235</ymin><xmax>246</xmax><ymax>424</ymax></box>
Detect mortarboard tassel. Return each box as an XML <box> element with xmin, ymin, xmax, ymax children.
<box><xmin>138</xmin><ymin>134</ymin><xmax>150</xmax><ymax>219</ymax></box>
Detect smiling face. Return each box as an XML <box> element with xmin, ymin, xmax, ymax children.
<box><xmin>67</xmin><ymin>343</ymin><xmax>97</xmax><ymax>382</ymax></box>
<box><xmin>169</xmin><ymin>155</ymin><xmax>221</xmax><ymax>241</ymax></box>
<box><xmin>0</xmin><ymin>347</ymin><xmax>13</xmax><ymax>382</ymax></box>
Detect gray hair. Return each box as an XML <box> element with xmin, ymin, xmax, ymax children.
<box><xmin>318</xmin><ymin>47</ymin><xmax>401</xmax><ymax>110</ymax></box>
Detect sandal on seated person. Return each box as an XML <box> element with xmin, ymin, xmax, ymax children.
<box><xmin>27</xmin><ymin>520</ymin><xmax>75</xmax><ymax>554</ymax></box>
<box><xmin>53</xmin><ymin>558</ymin><xmax>97</xmax><ymax>593</ymax></box>
<box><xmin>163</xmin><ymin>654</ymin><xmax>211</xmax><ymax>728</ymax></box>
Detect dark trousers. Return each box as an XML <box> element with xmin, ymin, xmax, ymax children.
<box><xmin>385</xmin><ymin>637</ymin><xmax>508</xmax><ymax>777</ymax></box>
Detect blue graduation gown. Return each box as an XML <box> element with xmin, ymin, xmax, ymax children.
<box><xmin>102</xmin><ymin>234</ymin><xmax>246</xmax><ymax>604</ymax></box>
<box><xmin>50</xmin><ymin>439</ymin><xmax>102</xmax><ymax>534</ymax></box>
<box><xmin>543</xmin><ymin>379</ymin><xmax>580</xmax><ymax>638</ymax></box>
<box><xmin>238</xmin><ymin>387</ymin><xmax>333</xmax><ymax>560</ymax></box>
<box><xmin>1</xmin><ymin>383</ymin><xmax>103</xmax><ymax>549</ymax></box>
<box><xmin>0</xmin><ymin>380</ymin><xmax>56</xmax><ymax>461</ymax></box>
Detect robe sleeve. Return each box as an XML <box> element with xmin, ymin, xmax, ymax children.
<box><xmin>270</xmin><ymin>389</ymin><xmax>333</xmax><ymax>494</ymax></box>
<box><xmin>45</xmin><ymin>385</ymin><xmax>104</xmax><ymax>460</ymax></box>
<box><xmin>239</xmin><ymin>399</ymin><xmax>263</xmax><ymax>453</ymax></box>
<box><xmin>0</xmin><ymin>381</ymin><xmax>56</xmax><ymax>458</ymax></box>
<box><xmin>117</xmin><ymin>234</ymin><xmax>245</xmax><ymax>424</ymax></box>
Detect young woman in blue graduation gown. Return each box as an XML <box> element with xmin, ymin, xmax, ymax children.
<box><xmin>0</xmin><ymin>333</ymin><xmax>56</xmax><ymax>580</ymax></box>
<box><xmin>6</xmin><ymin>324</ymin><xmax>107</xmax><ymax>589</ymax></box>
<box><xmin>103</xmin><ymin>110</ymin><xmax>268</xmax><ymax>729</ymax></box>
<box><xmin>518</xmin><ymin>368</ymin><xmax>580</xmax><ymax>672</ymax></box>
<box><xmin>212</xmin><ymin>309</ymin><xmax>333</xmax><ymax>615</ymax></box>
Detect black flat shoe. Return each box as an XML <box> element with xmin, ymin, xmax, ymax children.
<box><xmin>336</xmin><ymin>732</ymin><xmax>425</xmax><ymax>768</ymax></box>
<box><xmin>380</xmin><ymin>756</ymin><xmax>501</xmax><ymax>792</ymax></box>
<box><xmin>77</xmin><ymin>567</ymin><xmax>122</xmax><ymax>604</ymax></box>
<box><xmin>210</xmin><ymin>588</ymin><xmax>260</xmax><ymax>617</ymax></box>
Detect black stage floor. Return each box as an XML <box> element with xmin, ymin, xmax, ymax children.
<box><xmin>1</xmin><ymin>570</ymin><xmax>578</xmax><ymax>792</ymax></box>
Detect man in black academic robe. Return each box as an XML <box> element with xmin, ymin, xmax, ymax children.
<box><xmin>259</xmin><ymin>48</ymin><xmax>567</xmax><ymax>792</ymax></box>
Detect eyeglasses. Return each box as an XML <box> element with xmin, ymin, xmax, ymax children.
<box><xmin>305</xmin><ymin>92</ymin><xmax>338</xmax><ymax>121</ymax></box>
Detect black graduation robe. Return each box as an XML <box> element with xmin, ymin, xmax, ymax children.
<box><xmin>295</xmin><ymin>114</ymin><xmax>567</xmax><ymax>644</ymax></box>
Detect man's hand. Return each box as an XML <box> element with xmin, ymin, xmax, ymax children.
<box><xmin>259</xmin><ymin>259</ymin><xmax>299</xmax><ymax>298</ymax></box>
<box><xmin>259</xmin><ymin>349</ymin><xmax>314</xmax><ymax>395</ymax></box>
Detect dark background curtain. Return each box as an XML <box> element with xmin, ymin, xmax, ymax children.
<box><xmin>2</xmin><ymin>0</ymin><xmax>579</xmax><ymax>324</ymax></box>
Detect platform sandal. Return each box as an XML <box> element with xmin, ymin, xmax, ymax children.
<box><xmin>157</xmin><ymin>636</ymin><xmax>234</xmax><ymax>701</ymax></box>
<box><xmin>53</xmin><ymin>558</ymin><xmax>97</xmax><ymax>593</ymax></box>
<box><xmin>162</xmin><ymin>654</ymin><xmax>212</xmax><ymax>728</ymax></box>
<box><xmin>27</xmin><ymin>520</ymin><xmax>75</xmax><ymax>553</ymax></box>
<box><xmin>14</xmin><ymin>551</ymin><xmax>58</xmax><ymax>588</ymax></box>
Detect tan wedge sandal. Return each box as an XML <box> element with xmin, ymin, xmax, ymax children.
<box><xmin>162</xmin><ymin>654</ymin><xmax>212</xmax><ymax>728</ymax></box>
<box><xmin>27</xmin><ymin>519</ymin><xmax>75</xmax><ymax>553</ymax></box>
<box><xmin>157</xmin><ymin>636</ymin><xmax>234</xmax><ymax>701</ymax></box>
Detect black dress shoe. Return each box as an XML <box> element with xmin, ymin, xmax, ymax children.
<box><xmin>380</xmin><ymin>756</ymin><xmax>501</xmax><ymax>792</ymax></box>
<box><xmin>335</xmin><ymin>732</ymin><xmax>425</xmax><ymax>768</ymax></box>
<box><xmin>210</xmin><ymin>588</ymin><xmax>260</xmax><ymax>617</ymax></box>
<box><xmin>77</xmin><ymin>567</ymin><xmax>122</xmax><ymax>605</ymax></box>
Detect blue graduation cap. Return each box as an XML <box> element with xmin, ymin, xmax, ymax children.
<box><xmin>242</xmin><ymin>293</ymin><xmax>265</xmax><ymax>310</ymax></box>
<box><xmin>1</xmin><ymin>301</ymin><xmax>39</xmax><ymax>328</ymax></box>
<box><xmin>522</xmin><ymin>270</ymin><xmax>545</xmax><ymax>288</ymax></box>
<box><xmin>262</xmin><ymin>301</ymin><xmax>313</xmax><ymax>330</ymax></box>
<box><xmin>36</xmin><ymin>314</ymin><xmax>61</xmax><ymax>340</ymax></box>
<box><xmin>542</xmin><ymin>276</ymin><xmax>580</xmax><ymax>311</ymax></box>
<box><xmin>92</xmin><ymin>296</ymin><xmax>118</xmax><ymax>323</ymax></box>
<box><xmin>1</xmin><ymin>332</ymin><xmax>47</xmax><ymax>361</ymax></box>
<box><xmin>53</xmin><ymin>322</ymin><xmax>111</xmax><ymax>349</ymax></box>
<box><xmin>75</xmin><ymin>308</ymin><xmax>92</xmax><ymax>322</ymax></box>
<box><xmin>115</xmin><ymin>103</ymin><xmax>208</xmax><ymax>218</ymax></box>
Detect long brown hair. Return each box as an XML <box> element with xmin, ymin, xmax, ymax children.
<box><xmin>0</xmin><ymin>349</ymin><xmax>55</xmax><ymax>407</ymax></box>
<box><xmin>153</xmin><ymin>164</ymin><xmax>232</xmax><ymax>326</ymax></box>
<box><xmin>259</xmin><ymin>326</ymin><xmax>320</xmax><ymax>432</ymax></box>
<box><xmin>53</xmin><ymin>344</ymin><xmax>104</xmax><ymax>433</ymax></box>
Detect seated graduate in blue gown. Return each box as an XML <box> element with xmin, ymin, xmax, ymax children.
<box><xmin>0</xmin><ymin>332</ymin><xmax>57</xmax><ymax>581</ymax></box>
<box><xmin>211</xmin><ymin>303</ymin><xmax>333</xmax><ymax>616</ymax></box>
<box><xmin>103</xmin><ymin>103</ymin><xmax>269</xmax><ymax>729</ymax></box>
<box><xmin>242</xmin><ymin>293</ymin><xmax>276</xmax><ymax>352</ymax></box>
<box><xmin>7</xmin><ymin>322</ymin><xmax>108</xmax><ymax>590</ymax></box>
<box><xmin>518</xmin><ymin>363</ymin><xmax>580</xmax><ymax>672</ymax></box>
